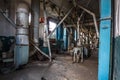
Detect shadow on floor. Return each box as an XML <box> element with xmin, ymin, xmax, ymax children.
<box><xmin>0</xmin><ymin>54</ymin><xmax>98</xmax><ymax>80</ymax></box>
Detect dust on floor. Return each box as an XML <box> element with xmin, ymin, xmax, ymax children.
<box><xmin>0</xmin><ymin>54</ymin><xmax>98</xmax><ymax>80</ymax></box>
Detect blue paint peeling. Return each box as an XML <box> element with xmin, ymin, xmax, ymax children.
<box><xmin>98</xmin><ymin>0</ymin><xmax>111</xmax><ymax>80</ymax></box>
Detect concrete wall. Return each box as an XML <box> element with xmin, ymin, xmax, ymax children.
<box><xmin>0</xmin><ymin>0</ymin><xmax>16</xmax><ymax>36</ymax></box>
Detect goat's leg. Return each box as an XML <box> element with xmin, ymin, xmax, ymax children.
<box><xmin>77</xmin><ymin>53</ymin><xmax>80</xmax><ymax>63</ymax></box>
<box><xmin>73</xmin><ymin>52</ymin><xmax>76</xmax><ymax>63</ymax></box>
<box><xmin>81</xmin><ymin>48</ymin><xmax>83</xmax><ymax>62</ymax></box>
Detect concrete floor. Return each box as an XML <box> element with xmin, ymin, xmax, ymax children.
<box><xmin>0</xmin><ymin>54</ymin><xmax>98</xmax><ymax>80</ymax></box>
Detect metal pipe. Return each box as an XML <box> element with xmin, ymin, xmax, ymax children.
<box><xmin>77</xmin><ymin>5</ymin><xmax>99</xmax><ymax>38</ymax></box>
<box><xmin>77</xmin><ymin>17</ymin><xmax>80</xmax><ymax>40</ymax></box>
<box><xmin>48</xmin><ymin>7</ymin><xmax>73</xmax><ymax>38</ymax></box>
<box><xmin>31</xmin><ymin>0</ymin><xmax>40</xmax><ymax>46</ymax></box>
<box><xmin>16</xmin><ymin>2</ymin><xmax>29</xmax><ymax>45</ymax></box>
<box><xmin>93</xmin><ymin>15</ymin><xmax>99</xmax><ymax>38</ymax></box>
<box><xmin>83</xmin><ymin>17</ymin><xmax>111</xmax><ymax>23</ymax></box>
<box><xmin>15</xmin><ymin>1</ymin><xmax>29</xmax><ymax>67</ymax></box>
<box><xmin>49</xmin><ymin>0</ymin><xmax>69</xmax><ymax>12</ymax></box>
<box><xmin>30</xmin><ymin>40</ymin><xmax>50</xmax><ymax>59</ymax></box>
<box><xmin>100</xmin><ymin>17</ymin><xmax>112</xmax><ymax>21</ymax></box>
<box><xmin>43</xmin><ymin>0</ymin><xmax>52</xmax><ymax>61</ymax></box>
<box><xmin>79</xmin><ymin>0</ymin><xmax>91</xmax><ymax>21</ymax></box>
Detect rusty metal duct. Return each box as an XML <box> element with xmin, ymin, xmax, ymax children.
<box><xmin>31</xmin><ymin>0</ymin><xmax>40</xmax><ymax>46</ymax></box>
<box><xmin>15</xmin><ymin>1</ymin><xmax>29</xmax><ymax>67</ymax></box>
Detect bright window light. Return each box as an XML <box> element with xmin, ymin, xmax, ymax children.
<box><xmin>49</xmin><ymin>21</ymin><xmax>57</xmax><ymax>39</ymax></box>
<box><xmin>49</xmin><ymin>21</ymin><xmax>57</xmax><ymax>31</ymax></box>
<box><xmin>29</xmin><ymin>13</ymin><xmax>31</xmax><ymax>24</ymax></box>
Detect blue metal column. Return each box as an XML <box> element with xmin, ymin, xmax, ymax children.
<box><xmin>63</xmin><ymin>28</ymin><xmax>68</xmax><ymax>51</ymax></box>
<box><xmin>56</xmin><ymin>24</ymin><xmax>64</xmax><ymax>51</ymax></box>
<box><xmin>98</xmin><ymin>0</ymin><xmax>111</xmax><ymax>80</ymax></box>
<box><xmin>56</xmin><ymin>24</ymin><xmax>63</xmax><ymax>41</ymax></box>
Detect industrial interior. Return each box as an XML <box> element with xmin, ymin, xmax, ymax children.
<box><xmin>0</xmin><ymin>0</ymin><xmax>119</xmax><ymax>80</ymax></box>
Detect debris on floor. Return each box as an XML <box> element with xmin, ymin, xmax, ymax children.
<box><xmin>0</xmin><ymin>54</ymin><xmax>98</xmax><ymax>80</ymax></box>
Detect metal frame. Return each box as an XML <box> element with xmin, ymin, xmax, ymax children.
<box><xmin>46</xmin><ymin>7</ymin><xmax>73</xmax><ymax>60</ymax></box>
<box><xmin>48</xmin><ymin>7</ymin><xmax>73</xmax><ymax>38</ymax></box>
<box><xmin>77</xmin><ymin>5</ymin><xmax>99</xmax><ymax>38</ymax></box>
<box><xmin>43</xmin><ymin>0</ymin><xmax>52</xmax><ymax>61</ymax></box>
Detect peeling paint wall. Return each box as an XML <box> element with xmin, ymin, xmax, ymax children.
<box><xmin>113</xmin><ymin>0</ymin><xmax>120</xmax><ymax>80</ymax></box>
<box><xmin>0</xmin><ymin>14</ymin><xmax>15</xmax><ymax>36</ymax></box>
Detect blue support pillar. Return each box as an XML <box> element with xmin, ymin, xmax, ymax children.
<box><xmin>56</xmin><ymin>24</ymin><xmax>63</xmax><ymax>41</ymax></box>
<box><xmin>56</xmin><ymin>24</ymin><xmax>64</xmax><ymax>51</ymax></box>
<box><xmin>98</xmin><ymin>0</ymin><xmax>111</xmax><ymax>80</ymax></box>
<box><xmin>63</xmin><ymin>28</ymin><xmax>68</xmax><ymax>51</ymax></box>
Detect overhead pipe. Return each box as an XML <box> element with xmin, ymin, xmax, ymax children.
<box><xmin>78</xmin><ymin>0</ymin><xmax>92</xmax><ymax>21</ymax></box>
<box><xmin>48</xmin><ymin>7</ymin><xmax>74</xmax><ymax>38</ymax></box>
<box><xmin>49</xmin><ymin>0</ymin><xmax>70</xmax><ymax>12</ymax></box>
<box><xmin>43</xmin><ymin>0</ymin><xmax>52</xmax><ymax>61</ymax></box>
<box><xmin>77</xmin><ymin>5</ymin><xmax>99</xmax><ymax>38</ymax></box>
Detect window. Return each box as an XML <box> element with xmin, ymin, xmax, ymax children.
<box><xmin>49</xmin><ymin>21</ymin><xmax>57</xmax><ymax>39</ymax></box>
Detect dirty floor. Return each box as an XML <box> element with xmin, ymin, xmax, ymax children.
<box><xmin>0</xmin><ymin>54</ymin><xmax>98</xmax><ymax>80</ymax></box>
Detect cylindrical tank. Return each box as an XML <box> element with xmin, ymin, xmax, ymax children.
<box><xmin>31</xmin><ymin>0</ymin><xmax>40</xmax><ymax>46</ymax></box>
<box><xmin>15</xmin><ymin>1</ymin><xmax>29</xmax><ymax>68</ymax></box>
<box><xmin>16</xmin><ymin>2</ymin><xmax>29</xmax><ymax>45</ymax></box>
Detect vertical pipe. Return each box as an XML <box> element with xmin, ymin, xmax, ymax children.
<box><xmin>77</xmin><ymin>17</ymin><xmax>81</xmax><ymax>46</ymax></box>
<box><xmin>43</xmin><ymin>0</ymin><xmax>52</xmax><ymax>61</ymax></box>
<box><xmin>77</xmin><ymin>18</ymin><xmax>80</xmax><ymax>40</ymax></box>
<box><xmin>31</xmin><ymin>0</ymin><xmax>40</xmax><ymax>46</ymax></box>
<box><xmin>15</xmin><ymin>1</ymin><xmax>29</xmax><ymax>67</ymax></box>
